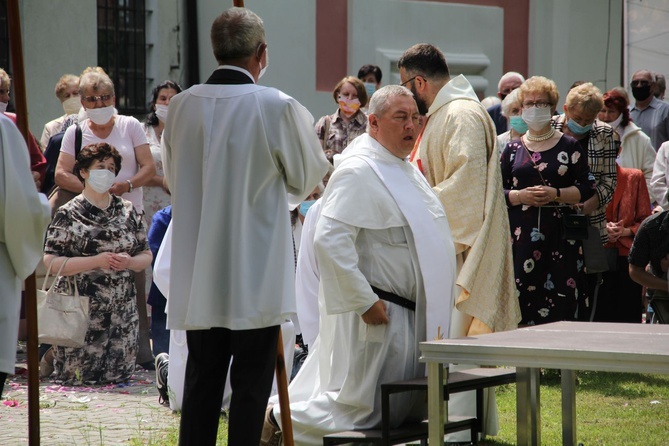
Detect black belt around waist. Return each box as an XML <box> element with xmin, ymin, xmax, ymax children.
<box><xmin>371</xmin><ymin>285</ymin><xmax>415</xmax><ymax>312</ymax></box>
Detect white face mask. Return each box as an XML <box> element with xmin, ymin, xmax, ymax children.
<box><xmin>521</xmin><ymin>107</ymin><xmax>553</xmax><ymax>132</ymax></box>
<box><xmin>62</xmin><ymin>96</ymin><xmax>81</xmax><ymax>115</ymax></box>
<box><xmin>259</xmin><ymin>48</ymin><xmax>269</xmax><ymax>79</ymax></box>
<box><xmin>86</xmin><ymin>105</ymin><xmax>115</xmax><ymax>125</ymax></box>
<box><xmin>155</xmin><ymin>104</ymin><xmax>169</xmax><ymax>122</ymax></box>
<box><xmin>609</xmin><ymin>113</ymin><xmax>623</xmax><ymax>130</ymax></box>
<box><xmin>0</xmin><ymin>102</ymin><xmax>7</xmax><ymax>114</ymax></box>
<box><xmin>86</xmin><ymin>169</ymin><xmax>116</xmax><ymax>194</ymax></box>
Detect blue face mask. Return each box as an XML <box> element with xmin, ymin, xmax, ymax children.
<box><xmin>509</xmin><ymin>116</ymin><xmax>528</xmax><ymax>134</ymax></box>
<box><xmin>299</xmin><ymin>200</ymin><xmax>316</xmax><ymax>217</ymax></box>
<box><xmin>566</xmin><ymin>119</ymin><xmax>592</xmax><ymax>136</ymax></box>
<box><xmin>363</xmin><ymin>82</ymin><xmax>376</xmax><ymax>99</ymax></box>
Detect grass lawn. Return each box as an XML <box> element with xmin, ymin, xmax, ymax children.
<box><xmin>137</xmin><ymin>370</ymin><xmax>669</xmax><ymax>445</ymax></box>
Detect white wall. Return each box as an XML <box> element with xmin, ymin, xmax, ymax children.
<box><xmin>528</xmin><ymin>0</ymin><xmax>623</xmax><ymax>107</ymax></box>
<box><xmin>196</xmin><ymin>0</ymin><xmax>503</xmax><ymax>124</ymax></box>
<box><xmin>349</xmin><ymin>0</ymin><xmax>502</xmax><ymax>96</ymax></box>
<box><xmin>626</xmin><ymin>0</ymin><xmax>669</xmax><ymax>94</ymax></box>
<box><xmin>21</xmin><ymin>0</ymin><xmax>97</xmax><ymax>140</ymax></box>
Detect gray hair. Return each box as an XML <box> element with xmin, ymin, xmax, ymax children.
<box><xmin>79</xmin><ymin>71</ymin><xmax>115</xmax><ymax>96</ymax></box>
<box><xmin>211</xmin><ymin>7</ymin><xmax>265</xmax><ymax>63</ymax></box>
<box><xmin>500</xmin><ymin>88</ymin><xmax>521</xmax><ymax>118</ymax></box>
<box><xmin>498</xmin><ymin>71</ymin><xmax>525</xmax><ymax>90</ymax></box>
<box><xmin>366</xmin><ymin>85</ymin><xmax>415</xmax><ymax>132</ymax></box>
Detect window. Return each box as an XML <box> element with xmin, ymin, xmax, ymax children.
<box><xmin>0</xmin><ymin>0</ymin><xmax>9</xmax><ymax>79</ymax></box>
<box><xmin>98</xmin><ymin>0</ymin><xmax>149</xmax><ymax>116</ymax></box>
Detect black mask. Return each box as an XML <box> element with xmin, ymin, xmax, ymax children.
<box><xmin>632</xmin><ymin>85</ymin><xmax>652</xmax><ymax>102</ymax></box>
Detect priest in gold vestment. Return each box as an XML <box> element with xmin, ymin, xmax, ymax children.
<box><xmin>399</xmin><ymin>43</ymin><xmax>521</xmax><ymax>440</ymax></box>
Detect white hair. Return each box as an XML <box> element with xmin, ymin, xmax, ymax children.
<box><xmin>501</xmin><ymin>88</ymin><xmax>521</xmax><ymax>117</ymax></box>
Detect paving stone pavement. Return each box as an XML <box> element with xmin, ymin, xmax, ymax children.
<box><xmin>1</xmin><ymin>351</ymin><xmax>179</xmax><ymax>445</ymax></box>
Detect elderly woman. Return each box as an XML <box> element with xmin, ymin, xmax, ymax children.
<box><xmin>497</xmin><ymin>88</ymin><xmax>526</xmax><ymax>152</ymax></box>
<box><xmin>40</xmin><ymin>74</ymin><xmax>81</xmax><ymax>148</ymax></box>
<box><xmin>552</xmin><ymin>83</ymin><xmax>617</xmax><ymax>244</ymax></box>
<box><xmin>501</xmin><ymin>76</ymin><xmax>595</xmax><ymax>325</ymax></box>
<box><xmin>598</xmin><ymin>88</ymin><xmax>655</xmax><ymax>192</ymax></box>
<box><xmin>314</xmin><ymin>76</ymin><xmax>368</xmax><ymax>160</ymax></box>
<box><xmin>42</xmin><ymin>143</ymin><xmax>152</xmax><ymax>384</ymax></box>
<box><xmin>54</xmin><ymin>67</ymin><xmax>156</xmax><ymax>369</ymax></box>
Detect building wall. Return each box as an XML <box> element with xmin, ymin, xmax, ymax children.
<box><xmin>18</xmin><ymin>0</ymin><xmax>182</xmax><ymax>141</ymax></box>
<box><xmin>13</xmin><ymin>0</ymin><xmax>623</xmax><ymax>140</ymax></box>
<box><xmin>528</xmin><ymin>0</ymin><xmax>623</xmax><ymax>107</ymax></box>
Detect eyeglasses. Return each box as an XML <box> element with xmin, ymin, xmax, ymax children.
<box><xmin>83</xmin><ymin>94</ymin><xmax>113</xmax><ymax>104</ymax></box>
<box><xmin>522</xmin><ymin>101</ymin><xmax>551</xmax><ymax>109</ymax></box>
<box><xmin>630</xmin><ymin>80</ymin><xmax>650</xmax><ymax>88</ymax></box>
<box><xmin>400</xmin><ymin>75</ymin><xmax>428</xmax><ymax>87</ymax></box>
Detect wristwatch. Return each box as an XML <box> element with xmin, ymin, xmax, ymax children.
<box><xmin>126</xmin><ymin>179</ymin><xmax>134</xmax><ymax>193</ymax></box>
<box><xmin>555</xmin><ymin>188</ymin><xmax>561</xmax><ymax>202</ymax></box>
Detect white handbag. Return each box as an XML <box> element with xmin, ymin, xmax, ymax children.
<box><xmin>37</xmin><ymin>258</ymin><xmax>90</xmax><ymax>348</ymax></box>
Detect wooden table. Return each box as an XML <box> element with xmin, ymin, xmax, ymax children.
<box><xmin>420</xmin><ymin>321</ymin><xmax>669</xmax><ymax>445</ymax></box>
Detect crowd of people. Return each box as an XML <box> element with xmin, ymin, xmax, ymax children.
<box><xmin>1</xmin><ymin>5</ymin><xmax>669</xmax><ymax>446</ymax></box>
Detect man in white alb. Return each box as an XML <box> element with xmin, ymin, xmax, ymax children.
<box><xmin>261</xmin><ymin>85</ymin><xmax>457</xmax><ymax>445</ymax></box>
<box><xmin>161</xmin><ymin>7</ymin><xmax>329</xmax><ymax>446</ymax></box>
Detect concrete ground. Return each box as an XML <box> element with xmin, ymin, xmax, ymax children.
<box><xmin>0</xmin><ymin>348</ymin><xmax>179</xmax><ymax>445</ymax></box>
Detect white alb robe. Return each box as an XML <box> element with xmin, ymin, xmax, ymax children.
<box><xmin>162</xmin><ymin>80</ymin><xmax>329</xmax><ymax>330</ymax></box>
<box><xmin>274</xmin><ymin>134</ymin><xmax>456</xmax><ymax>445</ymax></box>
<box><xmin>0</xmin><ymin>114</ymin><xmax>51</xmax><ymax>374</ymax></box>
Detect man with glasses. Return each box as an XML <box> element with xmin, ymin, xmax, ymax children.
<box><xmin>630</xmin><ymin>69</ymin><xmax>669</xmax><ymax>150</ymax></box>
<box><xmin>398</xmin><ymin>43</ymin><xmax>520</xmax><ymax>443</ymax></box>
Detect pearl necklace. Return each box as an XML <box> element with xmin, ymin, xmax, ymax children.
<box><xmin>526</xmin><ymin>128</ymin><xmax>555</xmax><ymax>142</ymax></box>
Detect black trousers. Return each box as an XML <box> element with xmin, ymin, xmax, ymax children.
<box><xmin>178</xmin><ymin>325</ymin><xmax>280</xmax><ymax>446</ymax></box>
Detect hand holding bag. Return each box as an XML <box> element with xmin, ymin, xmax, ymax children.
<box><xmin>37</xmin><ymin>258</ymin><xmax>90</xmax><ymax>348</ymax></box>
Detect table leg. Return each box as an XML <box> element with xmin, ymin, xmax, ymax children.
<box><xmin>516</xmin><ymin>367</ymin><xmax>541</xmax><ymax>445</ymax></box>
<box><xmin>561</xmin><ymin>369</ymin><xmax>577</xmax><ymax>446</ymax></box>
<box><xmin>427</xmin><ymin>362</ymin><xmax>445</xmax><ymax>445</ymax></box>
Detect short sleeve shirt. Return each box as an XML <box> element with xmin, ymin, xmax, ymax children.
<box><xmin>628</xmin><ymin>210</ymin><xmax>669</xmax><ymax>277</ymax></box>
<box><xmin>61</xmin><ymin>115</ymin><xmax>149</xmax><ymax>212</ymax></box>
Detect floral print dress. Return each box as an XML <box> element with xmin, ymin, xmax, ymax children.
<box><xmin>44</xmin><ymin>195</ymin><xmax>149</xmax><ymax>384</ymax></box>
<box><xmin>500</xmin><ymin>136</ymin><xmax>595</xmax><ymax>325</ymax></box>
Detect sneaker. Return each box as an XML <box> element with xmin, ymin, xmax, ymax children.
<box><xmin>155</xmin><ymin>353</ymin><xmax>169</xmax><ymax>405</ymax></box>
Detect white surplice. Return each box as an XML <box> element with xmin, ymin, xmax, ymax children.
<box><xmin>162</xmin><ymin>80</ymin><xmax>329</xmax><ymax>330</ymax></box>
<box><xmin>274</xmin><ymin>134</ymin><xmax>456</xmax><ymax>445</ymax></box>
<box><xmin>0</xmin><ymin>114</ymin><xmax>51</xmax><ymax>374</ymax></box>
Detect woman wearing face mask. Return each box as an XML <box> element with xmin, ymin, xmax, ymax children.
<box><xmin>143</xmin><ymin>80</ymin><xmax>182</xmax><ymax>226</ymax></box>
<box><xmin>500</xmin><ymin>76</ymin><xmax>595</xmax><ymax>325</ymax></box>
<box><xmin>40</xmin><ymin>74</ymin><xmax>81</xmax><ymax>149</ymax></box>
<box><xmin>53</xmin><ymin>67</ymin><xmax>156</xmax><ymax>370</ymax></box>
<box><xmin>497</xmin><ymin>88</ymin><xmax>526</xmax><ymax>152</ymax></box>
<box><xmin>598</xmin><ymin>88</ymin><xmax>655</xmax><ymax>192</ymax></box>
<box><xmin>552</xmin><ymin>83</ymin><xmax>617</xmax><ymax>244</ymax></box>
<box><xmin>41</xmin><ymin>143</ymin><xmax>152</xmax><ymax>384</ymax></box>
<box><xmin>315</xmin><ymin>76</ymin><xmax>368</xmax><ymax>161</ymax></box>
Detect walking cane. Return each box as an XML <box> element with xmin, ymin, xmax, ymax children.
<box><xmin>275</xmin><ymin>331</ymin><xmax>295</xmax><ymax>446</ymax></box>
<box><xmin>6</xmin><ymin>1</ymin><xmax>40</xmax><ymax>444</ymax></box>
